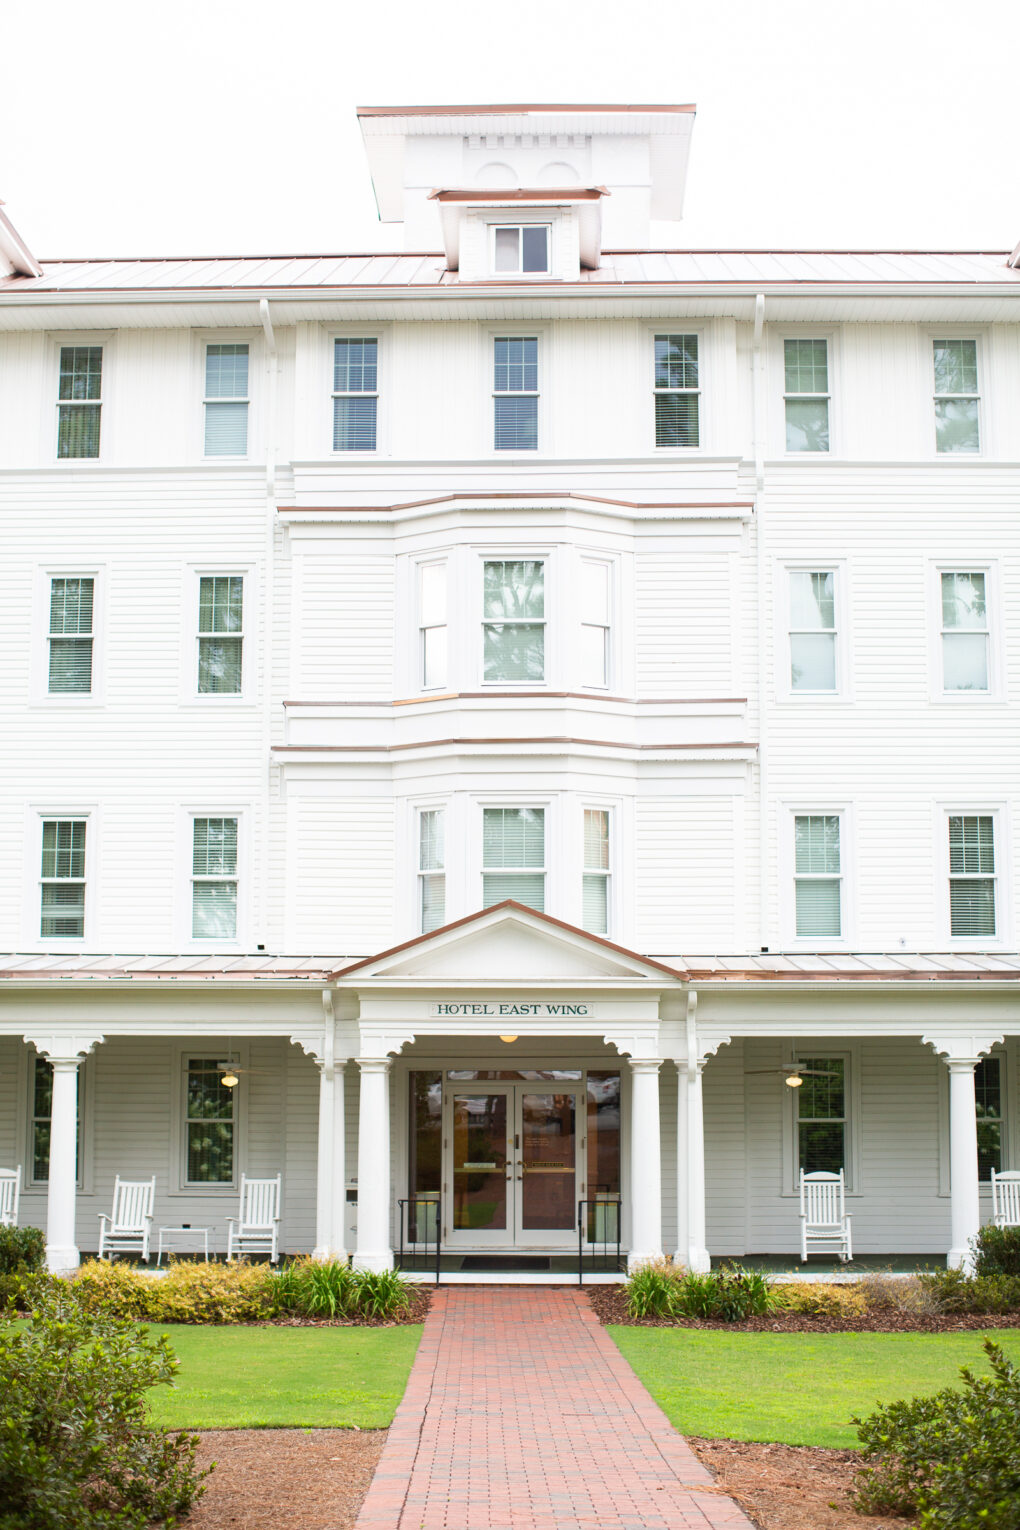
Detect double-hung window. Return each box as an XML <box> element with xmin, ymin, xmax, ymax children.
<box><xmin>797</xmin><ymin>1057</ymin><xmax>846</xmax><ymax>1174</ymax></box>
<box><xmin>48</xmin><ymin>577</ymin><xmax>94</xmax><ymax>694</ymax></box>
<box><xmin>192</xmin><ymin>817</ymin><xmax>238</xmax><ymax>939</ymax></box>
<box><xmin>654</xmin><ymin>334</ymin><xmax>700</xmax><ymax>447</ymax></box>
<box><xmin>940</xmin><ymin>571</ymin><xmax>989</xmax><ymax>692</ymax></box>
<box><xmin>40</xmin><ymin>819</ymin><xmax>87</xmax><ymax>938</ymax></box>
<box><xmin>204</xmin><ymin>343</ymin><xmax>249</xmax><ymax>456</ymax></box>
<box><xmin>794</xmin><ymin>815</ymin><xmax>842</xmax><ymax>939</ymax></box>
<box><xmin>948</xmin><ymin>814</ymin><xmax>996</xmax><ymax>939</ymax></box>
<box><xmin>419</xmin><ymin>562</ymin><xmax>447</xmax><ymax>689</ymax></box>
<box><xmin>482</xmin><ymin>807</ymin><xmax>545</xmax><ymax>912</ymax></box>
<box><xmin>493</xmin><ymin>224</ymin><xmax>549</xmax><ymax>274</ymax></box>
<box><xmin>483</xmin><ymin>559</ymin><xmax>545</xmax><ymax>682</ymax></box>
<box><xmin>419</xmin><ymin>809</ymin><xmax>445</xmax><ymax>934</ymax></box>
<box><xmin>493</xmin><ymin>337</ymin><xmax>538</xmax><ymax>450</ymax></box>
<box><xmin>30</xmin><ymin>1056</ymin><xmax>82</xmax><ymax>1183</ymax></box>
<box><xmin>975</xmin><ymin>1055</ymin><xmax>1003</xmax><ymax>1179</ymax></box>
<box><xmin>184</xmin><ymin>1058</ymin><xmax>235</xmax><ymax>1184</ymax></box>
<box><xmin>933</xmin><ymin>339</ymin><xmax>980</xmax><ymax>453</ymax></box>
<box><xmin>580</xmin><ymin>560</ymin><xmax>610</xmax><ymax>688</ymax></box>
<box><xmin>789</xmin><ymin>571</ymin><xmax>837</xmax><ymax>692</ymax></box>
<box><xmin>197</xmin><ymin>575</ymin><xmax>243</xmax><ymax>694</ymax></box>
<box><xmin>333</xmin><ymin>338</ymin><xmax>377</xmax><ymax>451</ymax></box>
<box><xmin>583</xmin><ymin>809</ymin><xmax>610</xmax><ymax>934</ymax></box>
<box><xmin>784</xmin><ymin>338</ymin><xmax>829</xmax><ymax>452</ymax></box>
<box><xmin>57</xmin><ymin>346</ymin><xmax>102</xmax><ymax>459</ymax></box>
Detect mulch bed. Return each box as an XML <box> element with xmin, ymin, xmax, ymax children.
<box><xmin>253</xmin><ymin>1287</ymin><xmax>432</xmax><ymax>1327</ymax></box>
<box><xmin>185</xmin><ymin>1429</ymin><xmax>386</xmax><ymax>1529</ymax></box>
<box><xmin>688</xmin><ymin>1438</ymin><xmax>916</xmax><ymax>1530</ymax></box>
<box><xmin>588</xmin><ymin>1284</ymin><xmax>1020</xmax><ymax>1331</ymax></box>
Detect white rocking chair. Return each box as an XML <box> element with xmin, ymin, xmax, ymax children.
<box><xmin>0</xmin><ymin>1166</ymin><xmax>22</xmax><ymax>1227</ymax></box>
<box><xmin>799</xmin><ymin>1169</ymin><xmax>852</xmax><ymax>1263</ymax></box>
<box><xmin>97</xmin><ymin>1176</ymin><xmax>156</xmax><ymax>1262</ymax></box>
<box><xmin>226</xmin><ymin>1174</ymin><xmax>281</xmax><ymax>1263</ymax></box>
<box><xmin>991</xmin><ymin>1169</ymin><xmax>1020</xmax><ymax>1229</ymax></box>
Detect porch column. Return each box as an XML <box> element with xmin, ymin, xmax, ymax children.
<box><xmin>628</xmin><ymin>1058</ymin><xmax>663</xmax><ymax>1270</ymax></box>
<box><xmin>354</xmin><ymin>1057</ymin><xmax>393</xmax><ymax>1272</ymax></box>
<box><xmin>686</xmin><ymin>1059</ymin><xmax>711</xmax><ymax>1273</ymax></box>
<box><xmin>313</xmin><ymin>1059</ymin><xmax>346</xmax><ymax>1261</ymax></box>
<box><xmin>947</xmin><ymin>1059</ymin><xmax>981</xmax><ymax>1273</ymax></box>
<box><xmin>674</xmin><ymin>1060</ymin><xmax>689</xmax><ymax>1267</ymax></box>
<box><xmin>26</xmin><ymin>1035</ymin><xmax>102</xmax><ymax>1276</ymax></box>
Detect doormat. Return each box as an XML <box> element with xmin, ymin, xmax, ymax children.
<box><xmin>459</xmin><ymin>1255</ymin><xmax>552</xmax><ymax>1271</ymax></box>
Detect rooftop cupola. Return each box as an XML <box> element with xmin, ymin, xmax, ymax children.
<box><xmin>357</xmin><ymin>104</ymin><xmax>696</xmax><ymax>276</ymax></box>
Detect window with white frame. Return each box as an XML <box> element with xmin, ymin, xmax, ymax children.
<box><xmin>483</xmin><ymin>559</ymin><xmax>545</xmax><ymax>682</ymax></box>
<box><xmin>332</xmin><ymin>338</ymin><xmax>378</xmax><ymax>451</ymax></box>
<box><xmin>654</xmin><ymin>334</ymin><xmax>700</xmax><ymax>447</ymax></box>
<box><xmin>975</xmin><ymin>1054</ymin><xmax>1003</xmax><ymax>1179</ymax></box>
<box><xmin>933</xmin><ymin>339</ymin><xmax>980</xmax><ymax>453</ymax></box>
<box><xmin>204</xmin><ymin>343</ymin><xmax>249</xmax><ymax>456</ymax></box>
<box><xmin>29</xmin><ymin>1055</ymin><xmax>82</xmax><ymax>1184</ymax></box>
<box><xmin>784</xmin><ymin>338</ymin><xmax>830</xmax><ymax>452</ymax></box>
<box><xmin>948</xmin><ymin>814</ymin><xmax>996</xmax><ymax>939</ymax></box>
<box><xmin>419</xmin><ymin>809</ymin><xmax>445</xmax><ymax>934</ymax></box>
<box><xmin>419</xmin><ymin>562</ymin><xmax>448</xmax><ymax>689</ymax></box>
<box><xmin>583</xmin><ymin>809</ymin><xmax>610</xmax><ymax>934</ymax></box>
<box><xmin>197</xmin><ymin>575</ymin><xmax>243</xmax><ymax>694</ymax></box>
<box><xmin>940</xmin><ymin>571</ymin><xmax>989</xmax><ymax>692</ymax></box>
<box><xmin>183</xmin><ymin>1057</ymin><xmax>235</xmax><ymax>1184</ymax></box>
<box><xmin>40</xmin><ymin>819</ymin><xmax>87</xmax><ymax>938</ymax></box>
<box><xmin>580</xmin><ymin>560</ymin><xmax>610</xmax><ymax>688</ymax></box>
<box><xmin>482</xmin><ymin>807</ymin><xmax>545</xmax><ymax>912</ymax></box>
<box><xmin>192</xmin><ymin>817</ymin><xmax>238</xmax><ymax>939</ymax></box>
<box><xmin>492</xmin><ymin>224</ymin><xmax>549</xmax><ymax>274</ymax></box>
<box><xmin>796</xmin><ymin>1056</ymin><xmax>846</xmax><ymax>1174</ymax></box>
<box><xmin>493</xmin><ymin>337</ymin><xmax>538</xmax><ymax>450</ymax></box>
<box><xmin>57</xmin><ymin>345</ymin><xmax>102</xmax><ymax>459</ymax></box>
<box><xmin>48</xmin><ymin>576</ymin><xmax>94</xmax><ymax>694</ymax></box>
<box><xmin>789</xmin><ymin>570</ymin><xmax>837</xmax><ymax>692</ymax></box>
<box><xmin>794</xmin><ymin>815</ymin><xmax>842</xmax><ymax>939</ymax></box>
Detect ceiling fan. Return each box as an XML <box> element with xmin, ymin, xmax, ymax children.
<box><xmin>744</xmin><ymin>1066</ymin><xmax>840</xmax><ymax>1089</ymax></box>
<box><xmin>213</xmin><ymin>1061</ymin><xmax>276</xmax><ymax>1088</ymax></box>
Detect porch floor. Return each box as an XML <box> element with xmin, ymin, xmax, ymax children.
<box><xmin>723</xmin><ymin>1253</ymin><xmax>949</xmax><ymax>1279</ymax></box>
<box><xmin>398</xmin><ymin>1253</ymin><xmax>625</xmax><ymax>1284</ymax></box>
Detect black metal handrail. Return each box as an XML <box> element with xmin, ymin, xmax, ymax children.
<box><xmin>398</xmin><ymin>1196</ymin><xmax>441</xmax><ymax>1286</ymax></box>
<box><xmin>577</xmin><ymin>1194</ymin><xmax>624</xmax><ymax>1286</ymax></box>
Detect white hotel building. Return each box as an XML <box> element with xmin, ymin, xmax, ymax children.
<box><xmin>1</xmin><ymin>104</ymin><xmax>1019</xmax><ymax>1275</ymax></box>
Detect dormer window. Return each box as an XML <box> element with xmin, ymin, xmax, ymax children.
<box><xmin>492</xmin><ymin>224</ymin><xmax>550</xmax><ymax>275</ymax></box>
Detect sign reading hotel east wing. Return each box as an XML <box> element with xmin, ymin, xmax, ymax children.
<box><xmin>429</xmin><ymin>1001</ymin><xmax>596</xmax><ymax>1018</ymax></box>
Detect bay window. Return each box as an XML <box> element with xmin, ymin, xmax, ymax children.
<box><xmin>419</xmin><ymin>809</ymin><xmax>445</xmax><ymax>934</ymax></box>
<box><xmin>419</xmin><ymin>562</ymin><xmax>447</xmax><ymax>689</ymax></box>
<box><xmin>580</xmin><ymin>561</ymin><xmax>610</xmax><ymax>688</ymax></box>
<box><xmin>583</xmin><ymin>809</ymin><xmax>610</xmax><ymax>934</ymax></box>
<box><xmin>483</xmin><ymin>559</ymin><xmax>545</xmax><ymax>682</ymax></box>
<box><xmin>482</xmin><ymin>807</ymin><xmax>545</xmax><ymax>912</ymax></box>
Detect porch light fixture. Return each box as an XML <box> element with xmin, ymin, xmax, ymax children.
<box><xmin>499</xmin><ymin>1034</ymin><xmax>518</xmax><ymax>1044</ymax></box>
<box><xmin>785</xmin><ymin>1072</ymin><xmax>804</xmax><ymax>1088</ymax></box>
<box><xmin>220</xmin><ymin>1071</ymin><xmax>239</xmax><ymax>1088</ymax></box>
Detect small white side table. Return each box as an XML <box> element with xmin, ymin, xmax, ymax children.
<box><xmin>156</xmin><ymin>1226</ymin><xmax>211</xmax><ymax>1266</ymax></box>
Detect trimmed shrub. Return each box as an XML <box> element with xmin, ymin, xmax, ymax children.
<box><xmin>0</xmin><ymin>1286</ymin><xmax>206</xmax><ymax>1530</ymax></box>
<box><xmin>624</xmin><ymin>1259</ymin><xmax>779</xmax><ymax>1321</ymax></box>
<box><xmin>71</xmin><ymin>1257</ymin><xmax>276</xmax><ymax>1324</ymax></box>
<box><xmin>71</xmin><ymin>1259</ymin><xmax>161</xmax><ymax>1320</ymax></box>
<box><xmin>775</xmin><ymin>1280</ymin><xmax>867</xmax><ymax>1319</ymax></box>
<box><xmin>975</xmin><ymin>1223</ymin><xmax>1020</xmax><ymax>1277</ymax></box>
<box><xmin>852</xmin><ymin>1339</ymin><xmax>1020</xmax><ymax>1528</ymax></box>
<box><xmin>919</xmin><ymin>1267</ymin><xmax>1020</xmax><ymax>1315</ymax></box>
<box><xmin>0</xmin><ymin>1225</ymin><xmax>45</xmax><ymax>1277</ymax></box>
<box><xmin>858</xmin><ymin>1271</ymin><xmax>941</xmax><ymax>1316</ymax></box>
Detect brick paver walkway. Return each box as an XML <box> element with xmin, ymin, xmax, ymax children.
<box><xmin>355</xmin><ymin>1286</ymin><xmax>753</xmax><ymax>1530</ymax></box>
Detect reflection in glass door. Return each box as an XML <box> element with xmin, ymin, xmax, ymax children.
<box><xmin>518</xmin><ymin>1092</ymin><xmax>577</xmax><ymax>1239</ymax></box>
<box><xmin>450</xmin><ymin>1089</ymin><xmax>510</xmax><ymax>1244</ymax></box>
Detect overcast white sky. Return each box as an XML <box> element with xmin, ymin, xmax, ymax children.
<box><xmin>3</xmin><ymin>0</ymin><xmax>1018</xmax><ymax>259</ymax></box>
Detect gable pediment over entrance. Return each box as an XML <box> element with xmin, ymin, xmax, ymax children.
<box><xmin>334</xmin><ymin>902</ymin><xmax>685</xmax><ymax>984</ymax></box>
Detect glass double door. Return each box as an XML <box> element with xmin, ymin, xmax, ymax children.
<box><xmin>446</xmin><ymin>1083</ymin><xmax>584</xmax><ymax>1248</ymax></box>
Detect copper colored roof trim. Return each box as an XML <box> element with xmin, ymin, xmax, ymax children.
<box><xmin>357</xmin><ymin>103</ymin><xmax>696</xmax><ymax>116</ymax></box>
<box><xmin>429</xmin><ymin>187</ymin><xmax>608</xmax><ymax>202</ymax></box>
<box><xmin>279</xmin><ymin>493</ymin><xmax>754</xmax><ymax>513</ymax></box>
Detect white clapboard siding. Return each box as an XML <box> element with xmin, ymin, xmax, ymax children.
<box><xmin>285</xmin><ymin>793</ymin><xmax>396</xmax><ymax>953</ymax></box>
<box><xmin>635</xmin><ymin>792</ymin><xmax>741</xmax><ymax>951</ymax></box>
<box><xmin>634</xmin><ymin>546</ymin><xmax>736</xmax><ymax>697</ymax></box>
<box><xmin>291</xmin><ymin>547</ymin><xmax>395</xmax><ymax>698</ymax></box>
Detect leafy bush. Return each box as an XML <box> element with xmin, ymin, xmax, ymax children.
<box><xmin>624</xmin><ymin>1260</ymin><xmax>779</xmax><ymax>1321</ymax></box>
<box><xmin>267</xmin><ymin>1259</ymin><xmax>412</xmax><ymax>1320</ymax></box>
<box><xmin>352</xmin><ymin>1268</ymin><xmax>413</xmax><ymax>1319</ymax></box>
<box><xmin>777</xmin><ymin>1280</ymin><xmax>867</xmax><ymax>1319</ymax></box>
<box><xmin>72</xmin><ymin>1258</ymin><xmax>275</xmax><ymax>1323</ymax></box>
<box><xmin>919</xmin><ymin>1267</ymin><xmax>1020</xmax><ymax>1315</ymax></box>
<box><xmin>975</xmin><ymin>1223</ymin><xmax>1020</xmax><ymax>1277</ymax></box>
<box><xmin>624</xmin><ymin>1258</ymin><xmax>683</xmax><ymax>1318</ymax></box>
<box><xmin>858</xmin><ymin>1272</ymin><xmax>941</xmax><ymax>1316</ymax></box>
<box><xmin>852</xmin><ymin>1339</ymin><xmax>1020</xmax><ymax>1528</ymax></box>
<box><xmin>0</xmin><ymin>1286</ymin><xmax>206</xmax><ymax>1530</ymax></box>
<box><xmin>0</xmin><ymin>1225</ymin><xmax>45</xmax><ymax>1276</ymax></box>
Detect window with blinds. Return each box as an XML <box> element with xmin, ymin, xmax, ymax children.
<box><xmin>184</xmin><ymin>1058</ymin><xmax>235</xmax><ymax>1183</ymax></box>
<box><xmin>197</xmin><ymin>575</ymin><xmax>243</xmax><ymax>694</ymax></box>
<box><xmin>794</xmin><ymin>815</ymin><xmax>842</xmax><ymax>938</ymax></box>
<box><xmin>583</xmin><ymin>809</ymin><xmax>610</xmax><ymax>934</ymax></box>
<box><xmin>419</xmin><ymin>809</ymin><xmax>446</xmax><ymax>933</ymax></box>
<box><xmin>581</xmin><ymin>561</ymin><xmax>610</xmax><ymax>688</ymax></box>
<box><xmin>493</xmin><ymin>337</ymin><xmax>538</xmax><ymax>450</ymax></box>
<box><xmin>192</xmin><ymin>817</ymin><xmax>238</xmax><ymax>939</ymax></box>
<box><xmin>48</xmin><ymin>577</ymin><xmax>94</xmax><ymax>694</ymax></box>
<box><xmin>492</xmin><ymin>225</ymin><xmax>550</xmax><ymax>274</ymax></box>
<box><xmin>941</xmin><ymin>571</ymin><xmax>989</xmax><ymax>691</ymax></box>
<box><xmin>482</xmin><ymin>807</ymin><xmax>545</xmax><ymax>912</ymax></box>
<box><xmin>949</xmin><ymin>814</ymin><xmax>996</xmax><ymax>938</ymax></box>
<box><xmin>30</xmin><ymin>1056</ymin><xmax>82</xmax><ymax>1184</ymax></box>
<box><xmin>784</xmin><ymin>338</ymin><xmax>829</xmax><ymax>452</ymax></box>
<box><xmin>797</xmin><ymin>1057</ymin><xmax>846</xmax><ymax>1174</ymax></box>
<box><xmin>653</xmin><ymin>334</ymin><xmax>700</xmax><ymax>447</ymax></box>
<box><xmin>205</xmin><ymin>343</ymin><xmax>249</xmax><ymax>456</ymax></box>
<box><xmin>975</xmin><ymin>1055</ymin><xmax>1003</xmax><ymax>1179</ymax></box>
<box><xmin>57</xmin><ymin>346</ymin><xmax>102</xmax><ymax>459</ymax></box>
<box><xmin>40</xmin><ymin>819</ymin><xmax>87</xmax><ymax>938</ymax></box>
<box><xmin>789</xmin><ymin>571</ymin><xmax>836</xmax><ymax>691</ymax></box>
<box><xmin>333</xmin><ymin>338</ymin><xmax>378</xmax><ymax>451</ymax></box>
<box><xmin>483</xmin><ymin>560</ymin><xmax>545</xmax><ymax>682</ymax></box>
<box><xmin>934</xmin><ymin>339</ymin><xmax>980</xmax><ymax>453</ymax></box>
<box><xmin>419</xmin><ymin>562</ymin><xmax>447</xmax><ymax>689</ymax></box>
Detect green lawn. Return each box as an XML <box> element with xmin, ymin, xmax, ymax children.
<box><xmin>609</xmin><ymin>1327</ymin><xmax>1020</xmax><ymax>1448</ymax></box>
<box><xmin>147</xmin><ymin>1324</ymin><xmax>422</xmax><ymax>1429</ymax></box>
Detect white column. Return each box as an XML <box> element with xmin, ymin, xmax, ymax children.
<box><xmin>46</xmin><ymin>1058</ymin><xmax>83</xmax><ymax>1274</ymax></box>
<box><xmin>354</xmin><ymin>1057</ymin><xmax>393</xmax><ymax>1272</ymax></box>
<box><xmin>628</xmin><ymin>1058</ymin><xmax>663</xmax><ymax>1270</ymax></box>
<box><xmin>674</xmin><ymin>1060</ymin><xmax>689</xmax><ymax>1267</ymax></box>
<box><xmin>313</xmin><ymin>1060</ymin><xmax>346</xmax><ymax>1261</ymax></box>
<box><xmin>947</xmin><ymin>1059</ymin><xmax>981</xmax><ymax>1273</ymax></box>
<box><xmin>686</xmin><ymin>1061</ymin><xmax>710</xmax><ymax>1273</ymax></box>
